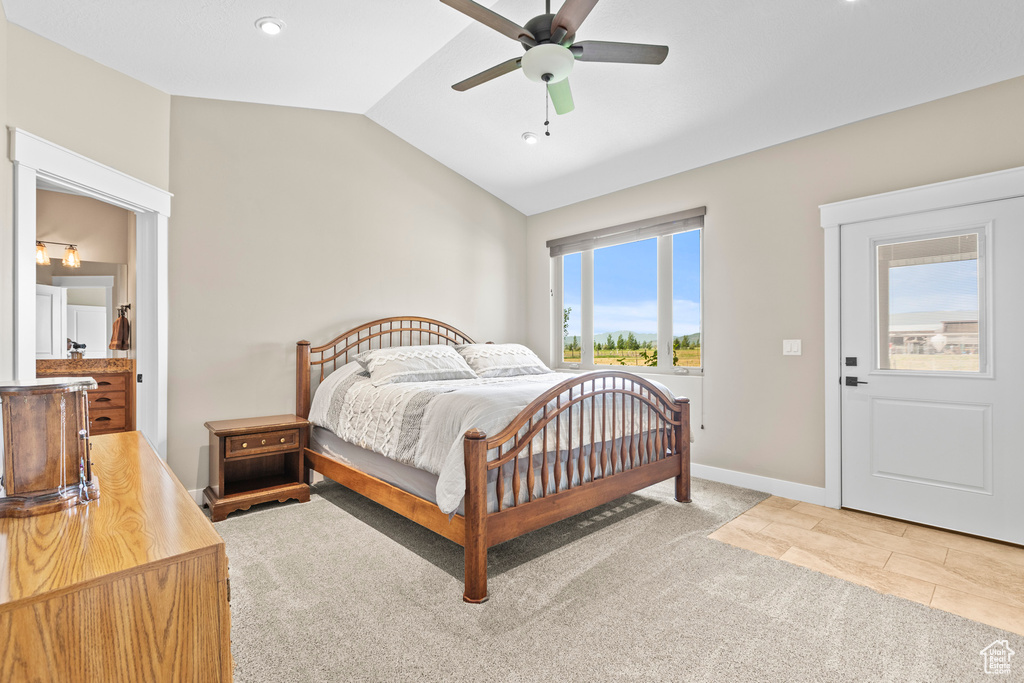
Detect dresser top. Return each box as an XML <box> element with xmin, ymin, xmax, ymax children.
<box><xmin>0</xmin><ymin>377</ymin><xmax>97</xmax><ymax>394</ymax></box>
<box><xmin>0</xmin><ymin>432</ymin><xmax>224</xmax><ymax>611</ymax></box>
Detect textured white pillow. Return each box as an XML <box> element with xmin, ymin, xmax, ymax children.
<box><xmin>355</xmin><ymin>345</ymin><xmax>478</xmax><ymax>386</ymax></box>
<box><xmin>456</xmin><ymin>343</ymin><xmax>552</xmax><ymax>378</ymax></box>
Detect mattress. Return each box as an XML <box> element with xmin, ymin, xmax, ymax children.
<box><xmin>311</xmin><ymin>424</ymin><xmax>451</xmax><ymax>510</ymax></box>
<box><xmin>312</xmin><ymin>426</ymin><xmax>654</xmax><ymax>516</ymax></box>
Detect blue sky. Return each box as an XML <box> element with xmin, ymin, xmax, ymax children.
<box><xmin>563</xmin><ymin>231</ymin><xmax>701</xmax><ymax>337</ymax></box>
<box><xmin>889</xmin><ymin>260</ymin><xmax>978</xmax><ymax>314</ymax></box>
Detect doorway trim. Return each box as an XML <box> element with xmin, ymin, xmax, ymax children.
<box><xmin>10</xmin><ymin>128</ymin><xmax>172</xmax><ymax>458</ymax></box>
<box><xmin>819</xmin><ymin>164</ymin><xmax>1024</xmax><ymax>510</ymax></box>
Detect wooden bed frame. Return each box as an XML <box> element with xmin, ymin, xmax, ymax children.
<box><xmin>296</xmin><ymin>316</ymin><xmax>690</xmax><ymax>603</ymax></box>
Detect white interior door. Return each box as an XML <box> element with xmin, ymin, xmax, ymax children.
<box><xmin>840</xmin><ymin>197</ymin><xmax>1024</xmax><ymax>544</ymax></box>
<box><xmin>67</xmin><ymin>304</ymin><xmax>108</xmax><ymax>359</ymax></box>
<box><xmin>35</xmin><ymin>284</ymin><xmax>66</xmax><ymax>359</ymax></box>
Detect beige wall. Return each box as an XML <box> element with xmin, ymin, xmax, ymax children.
<box><xmin>526</xmin><ymin>75</ymin><xmax>1024</xmax><ymax>489</ymax></box>
<box><xmin>0</xmin><ymin>15</ymin><xmax>169</xmax><ymax>379</ymax></box>
<box><xmin>6</xmin><ymin>25</ymin><xmax>170</xmax><ymax>190</ymax></box>
<box><xmin>167</xmin><ymin>96</ymin><xmax>527</xmax><ymax>491</ymax></box>
<box><xmin>37</xmin><ymin>189</ymin><xmax>133</xmax><ymax>263</ymax></box>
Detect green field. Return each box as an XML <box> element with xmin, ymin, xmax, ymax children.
<box><xmin>563</xmin><ymin>348</ymin><xmax>701</xmax><ymax>367</ymax></box>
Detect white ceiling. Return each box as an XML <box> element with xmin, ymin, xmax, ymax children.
<box><xmin>7</xmin><ymin>1</ymin><xmax>1024</xmax><ymax>215</ymax></box>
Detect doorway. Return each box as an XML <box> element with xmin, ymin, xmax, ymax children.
<box><xmin>821</xmin><ymin>166</ymin><xmax>1024</xmax><ymax>544</ymax></box>
<box><xmin>11</xmin><ymin>129</ymin><xmax>171</xmax><ymax>458</ymax></box>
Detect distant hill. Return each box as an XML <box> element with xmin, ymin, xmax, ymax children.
<box><xmin>564</xmin><ymin>331</ymin><xmax>700</xmax><ymax>345</ymax></box>
<box><xmin>594</xmin><ymin>331</ymin><xmax>658</xmax><ymax>345</ymax></box>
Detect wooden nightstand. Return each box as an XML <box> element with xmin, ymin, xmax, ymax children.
<box><xmin>203</xmin><ymin>414</ymin><xmax>310</xmax><ymax>522</ymax></box>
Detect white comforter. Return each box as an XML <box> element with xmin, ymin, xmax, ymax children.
<box><xmin>308</xmin><ymin>363</ymin><xmax>673</xmax><ymax>514</ymax></box>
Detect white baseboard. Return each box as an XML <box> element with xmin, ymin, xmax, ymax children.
<box><xmin>691</xmin><ymin>463</ymin><xmax>827</xmax><ymax>506</ymax></box>
<box><xmin>188</xmin><ymin>488</ymin><xmax>204</xmax><ymax>506</ymax></box>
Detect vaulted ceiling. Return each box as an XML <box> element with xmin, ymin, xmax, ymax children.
<box><xmin>6</xmin><ymin>1</ymin><xmax>1024</xmax><ymax>214</ymax></box>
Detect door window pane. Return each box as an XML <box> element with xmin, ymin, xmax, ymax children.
<box><xmin>562</xmin><ymin>252</ymin><xmax>581</xmax><ymax>362</ymax></box>
<box><xmin>672</xmin><ymin>230</ymin><xmax>701</xmax><ymax>367</ymax></box>
<box><xmin>878</xmin><ymin>233</ymin><xmax>981</xmax><ymax>372</ymax></box>
<box><xmin>594</xmin><ymin>239</ymin><xmax>657</xmax><ymax>367</ymax></box>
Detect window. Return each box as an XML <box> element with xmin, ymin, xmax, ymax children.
<box><xmin>876</xmin><ymin>231</ymin><xmax>983</xmax><ymax>373</ymax></box>
<box><xmin>594</xmin><ymin>238</ymin><xmax>657</xmax><ymax>366</ymax></box>
<box><xmin>549</xmin><ymin>208</ymin><xmax>704</xmax><ymax>373</ymax></box>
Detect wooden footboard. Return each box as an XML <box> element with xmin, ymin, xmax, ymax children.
<box><xmin>463</xmin><ymin>372</ymin><xmax>689</xmax><ymax>603</ymax></box>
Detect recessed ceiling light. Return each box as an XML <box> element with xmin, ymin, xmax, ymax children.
<box><xmin>255</xmin><ymin>17</ymin><xmax>284</xmax><ymax>36</ymax></box>
<box><xmin>522</xmin><ymin>132</ymin><xmax>539</xmax><ymax>145</ymax></box>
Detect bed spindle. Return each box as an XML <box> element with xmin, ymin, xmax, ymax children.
<box><xmin>555</xmin><ymin>398</ymin><xmax>563</xmax><ymax>492</ymax></box>
<box><xmin>541</xmin><ymin>412</ymin><xmax>549</xmax><ymax>497</ymax></box>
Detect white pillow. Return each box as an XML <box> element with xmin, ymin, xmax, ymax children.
<box><xmin>455</xmin><ymin>343</ymin><xmax>552</xmax><ymax>378</ymax></box>
<box><xmin>355</xmin><ymin>345</ymin><xmax>478</xmax><ymax>386</ymax></box>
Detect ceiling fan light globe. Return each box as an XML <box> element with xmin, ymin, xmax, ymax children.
<box><xmin>521</xmin><ymin>44</ymin><xmax>574</xmax><ymax>84</ymax></box>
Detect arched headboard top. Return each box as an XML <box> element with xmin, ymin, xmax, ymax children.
<box><xmin>296</xmin><ymin>316</ymin><xmax>475</xmax><ymax>417</ymax></box>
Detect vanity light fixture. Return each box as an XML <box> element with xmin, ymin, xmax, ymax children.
<box><xmin>255</xmin><ymin>17</ymin><xmax>285</xmax><ymax>36</ymax></box>
<box><xmin>35</xmin><ymin>241</ymin><xmax>51</xmax><ymax>265</ymax></box>
<box><xmin>35</xmin><ymin>241</ymin><xmax>81</xmax><ymax>268</ymax></box>
<box><xmin>62</xmin><ymin>245</ymin><xmax>82</xmax><ymax>268</ymax></box>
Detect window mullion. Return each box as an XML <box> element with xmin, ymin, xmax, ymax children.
<box><xmin>582</xmin><ymin>249</ymin><xmax>594</xmax><ymax>366</ymax></box>
<box><xmin>550</xmin><ymin>256</ymin><xmax>563</xmax><ymax>367</ymax></box>
<box><xmin>657</xmin><ymin>235</ymin><xmax>673</xmax><ymax>370</ymax></box>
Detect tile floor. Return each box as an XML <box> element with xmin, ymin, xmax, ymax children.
<box><xmin>709</xmin><ymin>496</ymin><xmax>1024</xmax><ymax>635</ymax></box>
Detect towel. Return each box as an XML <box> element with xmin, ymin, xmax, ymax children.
<box><xmin>109</xmin><ymin>313</ymin><xmax>130</xmax><ymax>351</ymax></box>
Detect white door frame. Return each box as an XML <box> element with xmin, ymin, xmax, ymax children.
<box><xmin>10</xmin><ymin>128</ymin><xmax>172</xmax><ymax>458</ymax></box>
<box><xmin>820</xmin><ymin>165</ymin><xmax>1024</xmax><ymax>509</ymax></box>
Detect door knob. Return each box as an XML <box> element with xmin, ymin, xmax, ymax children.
<box><xmin>845</xmin><ymin>377</ymin><xmax>869</xmax><ymax>386</ymax></box>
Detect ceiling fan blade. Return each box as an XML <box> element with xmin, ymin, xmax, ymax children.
<box><xmin>547</xmin><ymin>78</ymin><xmax>575</xmax><ymax>115</ymax></box>
<box><xmin>551</xmin><ymin>0</ymin><xmax>599</xmax><ymax>45</ymax></box>
<box><xmin>440</xmin><ymin>0</ymin><xmax>536</xmax><ymax>46</ymax></box>
<box><xmin>570</xmin><ymin>41</ymin><xmax>669</xmax><ymax>65</ymax></box>
<box><xmin>451</xmin><ymin>57</ymin><xmax>522</xmax><ymax>91</ymax></box>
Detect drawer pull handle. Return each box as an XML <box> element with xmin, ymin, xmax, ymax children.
<box><xmin>97</xmin><ymin>381</ymin><xmax>111</xmax><ymax>386</ymax></box>
<box><xmin>261</xmin><ymin>439</ymin><xmax>266</xmax><ymax>445</ymax></box>
<box><xmin>241</xmin><ymin>442</ymin><xmax>247</xmax><ymax>448</ymax></box>
<box><xmin>95</xmin><ymin>417</ymin><xmax>111</xmax><ymax>422</ymax></box>
<box><xmin>280</xmin><ymin>438</ymin><xmax>286</xmax><ymax>443</ymax></box>
<box><xmin>95</xmin><ymin>397</ymin><xmax>112</xmax><ymax>402</ymax></box>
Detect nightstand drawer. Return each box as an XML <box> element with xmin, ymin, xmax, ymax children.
<box><xmin>90</xmin><ymin>408</ymin><xmax>127</xmax><ymax>434</ymax></box>
<box><xmin>225</xmin><ymin>429</ymin><xmax>300</xmax><ymax>458</ymax></box>
<box><xmin>88</xmin><ymin>390</ymin><xmax>126</xmax><ymax>410</ymax></box>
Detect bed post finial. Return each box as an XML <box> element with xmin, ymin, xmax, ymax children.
<box><xmin>297</xmin><ymin>340</ymin><xmax>311</xmax><ymax>419</ymax></box>
<box><xmin>463</xmin><ymin>428</ymin><xmax>489</xmax><ymax>603</ymax></box>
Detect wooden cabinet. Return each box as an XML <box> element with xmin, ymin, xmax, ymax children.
<box><xmin>36</xmin><ymin>358</ymin><xmax>135</xmax><ymax>435</ymax></box>
<box><xmin>0</xmin><ymin>432</ymin><xmax>232</xmax><ymax>681</ymax></box>
<box><xmin>204</xmin><ymin>415</ymin><xmax>310</xmax><ymax>522</ymax></box>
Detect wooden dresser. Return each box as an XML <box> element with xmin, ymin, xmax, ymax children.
<box><xmin>37</xmin><ymin>358</ymin><xmax>136</xmax><ymax>435</ymax></box>
<box><xmin>0</xmin><ymin>432</ymin><xmax>233</xmax><ymax>682</ymax></box>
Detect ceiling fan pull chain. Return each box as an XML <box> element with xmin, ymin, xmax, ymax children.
<box><xmin>545</xmin><ymin>89</ymin><xmax>551</xmax><ymax>137</ymax></box>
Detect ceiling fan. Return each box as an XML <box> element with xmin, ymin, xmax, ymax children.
<box><xmin>441</xmin><ymin>0</ymin><xmax>669</xmax><ymax>115</ymax></box>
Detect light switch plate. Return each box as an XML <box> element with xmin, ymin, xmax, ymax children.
<box><xmin>783</xmin><ymin>339</ymin><xmax>802</xmax><ymax>356</ymax></box>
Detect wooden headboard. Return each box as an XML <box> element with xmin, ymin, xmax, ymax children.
<box><xmin>296</xmin><ymin>316</ymin><xmax>475</xmax><ymax>418</ymax></box>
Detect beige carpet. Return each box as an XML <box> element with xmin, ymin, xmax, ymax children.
<box><xmin>216</xmin><ymin>478</ymin><xmax>1016</xmax><ymax>682</ymax></box>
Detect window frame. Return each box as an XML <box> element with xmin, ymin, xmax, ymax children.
<box><xmin>551</xmin><ymin>223</ymin><xmax>703</xmax><ymax>376</ymax></box>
